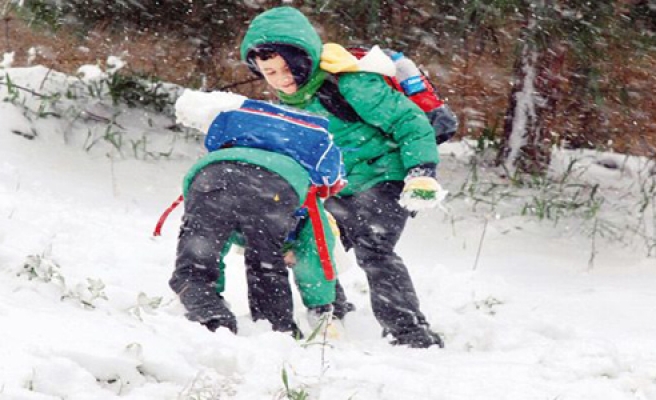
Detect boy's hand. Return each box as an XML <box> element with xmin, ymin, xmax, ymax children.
<box><xmin>399</xmin><ymin>164</ymin><xmax>447</xmax><ymax>212</ymax></box>
<box><xmin>399</xmin><ymin>176</ymin><xmax>447</xmax><ymax>211</ymax></box>
<box><xmin>284</xmin><ymin>250</ymin><xmax>297</xmax><ymax>267</ymax></box>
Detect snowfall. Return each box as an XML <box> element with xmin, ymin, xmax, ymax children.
<box><xmin>1</xmin><ymin>61</ymin><xmax>655</xmax><ymax>400</ymax></box>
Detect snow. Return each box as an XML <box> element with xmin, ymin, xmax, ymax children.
<box><xmin>27</xmin><ymin>48</ymin><xmax>37</xmax><ymax>66</ymax></box>
<box><xmin>1</xmin><ymin>65</ymin><xmax>656</xmax><ymax>400</ymax></box>
<box><xmin>106</xmin><ymin>56</ymin><xmax>127</xmax><ymax>75</ymax></box>
<box><xmin>77</xmin><ymin>64</ymin><xmax>106</xmax><ymax>82</ymax></box>
<box><xmin>1</xmin><ymin>52</ymin><xmax>15</xmax><ymax>69</ymax></box>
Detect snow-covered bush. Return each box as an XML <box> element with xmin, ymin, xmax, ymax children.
<box><xmin>1</xmin><ymin>63</ymin><xmax>203</xmax><ymax>160</ymax></box>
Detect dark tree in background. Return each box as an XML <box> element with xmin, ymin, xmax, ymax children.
<box><xmin>314</xmin><ymin>0</ymin><xmax>654</xmax><ymax>173</ymax></box>
<box><xmin>15</xmin><ymin>0</ymin><xmax>656</xmax><ymax>171</ymax></box>
<box><xmin>631</xmin><ymin>0</ymin><xmax>656</xmax><ymax>32</ymax></box>
<box><xmin>20</xmin><ymin>0</ymin><xmax>278</xmax><ymax>89</ymax></box>
<box><xmin>498</xmin><ymin>0</ymin><xmax>618</xmax><ymax>175</ymax></box>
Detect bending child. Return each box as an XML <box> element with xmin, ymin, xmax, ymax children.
<box><xmin>169</xmin><ymin>92</ymin><xmax>345</xmax><ymax>337</ymax></box>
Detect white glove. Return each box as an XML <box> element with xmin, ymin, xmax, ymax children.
<box><xmin>399</xmin><ymin>176</ymin><xmax>448</xmax><ymax>212</ymax></box>
<box><xmin>175</xmin><ymin>89</ymin><xmax>247</xmax><ymax>132</ymax></box>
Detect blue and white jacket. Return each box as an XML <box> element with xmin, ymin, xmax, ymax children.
<box><xmin>205</xmin><ymin>99</ymin><xmax>346</xmax><ymax>191</ymax></box>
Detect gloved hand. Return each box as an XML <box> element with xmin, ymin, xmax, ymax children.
<box><xmin>399</xmin><ymin>164</ymin><xmax>448</xmax><ymax>212</ymax></box>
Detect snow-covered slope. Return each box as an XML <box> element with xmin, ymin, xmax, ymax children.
<box><xmin>1</xmin><ymin>66</ymin><xmax>655</xmax><ymax>400</ymax></box>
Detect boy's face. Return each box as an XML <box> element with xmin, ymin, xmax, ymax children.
<box><xmin>255</xmin><ymin>55</ymin><xmax>298</xmax><ymax>94</ymax></box>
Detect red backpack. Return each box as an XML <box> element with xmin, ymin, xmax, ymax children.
<box><xmin>319</xmin><ymin>47</ymin><xmax>458</xmax><ymax>145</ymax></box>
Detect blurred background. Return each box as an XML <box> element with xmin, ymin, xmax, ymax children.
<box><xmin>2</xmin><ymin>0</ymin><xmax>655</xmax><ymax>171</ymax></box>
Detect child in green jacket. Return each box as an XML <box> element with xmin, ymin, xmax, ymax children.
<box><xmin>240</xmin><ymin>6</ymin><xmax>445</xmax><ymax>348</ymax></box>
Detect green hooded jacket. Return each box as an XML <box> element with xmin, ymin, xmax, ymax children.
<box><xmin>183</xmin><ymin>147</ymin><xmax>337</xmax><ymax>307</ymax></box>
<box><xmin>241</xmin><ymin>7</ymin><xmax>439</xmax><ymax>196</ymax></box>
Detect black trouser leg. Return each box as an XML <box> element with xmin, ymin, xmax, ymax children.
<box><xmin>331</xmin><ymin>279</ymin><xmax>354</xmax><ymax>319</ymax></box>
<box><xmin>232</xmin><ymin>163</ymin><xmax>299</xmax><ymax>332</ymax></box>
<box><xmin>325</xmin><ymin>182</ymin><xmax>429</xmax><ymax>336</ymax></box>
<box><xmin>247</xmin><ymin>248</ymin><xmax>352</xmax><ymax>320</ymax></box>
<box><xmin>170</xmin><ymin>189</ymin><xmax>237</xmax><ymax>330</ymax></box>
<box><xmin>245</xmin><ymin>251</ymin><xmax>267</xmax><ymax>322</ymax></box>
<box><xmin>170</xmin><ymin>162</ymin><xmax>298</xmax><ymax>333</ymax></box>
<box><xmin>243</xmin><ymin>249</ymin><xmax>296</xmax><ymax>332</ymax></box>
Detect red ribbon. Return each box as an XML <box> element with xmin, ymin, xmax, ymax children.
<box><xmin>153</xmin><ymin>194</ymin><xmax>184</xmax><ymax>237</ymax></box>
<box><xmin>154</xmin><ymin>187</ymin><xmax>336</xmax><ymax>281</ymax></box>
<box><xmin>302</xmin><ymin>186</ymin><xmax>335</xmax><ymax>281</ymax></box>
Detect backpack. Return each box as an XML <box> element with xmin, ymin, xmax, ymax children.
<box><xmin>317</xmin><ymin>47</ymin><xmax>458</xmax><ymax>145</ymax></box>
<box><xmin>205</xmin><ymin>99</ymin><xmax>346</xmax><ymax>195</ymax></box>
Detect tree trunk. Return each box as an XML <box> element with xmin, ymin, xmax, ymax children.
<box><xmin>196</xmin><ymin>38</ymin><xmax>220</xmax><ymax>91</ymax></box>
<box><xmin>498</xmin><ymin>4</ymin><xmax>565</xmax><ymax>176</ymax></box>
<box><xmin>560</xmin><ymin>67</ymin><xmax>608</xmax><ymax>150</ymax></box>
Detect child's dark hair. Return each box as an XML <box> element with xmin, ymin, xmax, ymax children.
<box><xmin>245</xmin><ymin>43</ymin><xmax>313</xmax><ymax>86</ymax></box>
<box><xmin>251</xmin><ymin>46</ymin><xmax>279</xmax><ymax>61</ymax></box>
<box><xmin>245</xmin><ymin>45</ymin><xmax>280</xmax><ymax>77</ymax></box>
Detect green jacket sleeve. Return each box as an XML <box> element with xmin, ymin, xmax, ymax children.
<box><xmin>338</xmin><ymin>72</ymin><xmax>440</xmax><ymax>169</ymax></box>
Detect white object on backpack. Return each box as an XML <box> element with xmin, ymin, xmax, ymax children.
<box><xmin>356</xmin><ymin>45</ymin><xmax>397</xmax><ymax>77</ymax></box>
<box><xmin>390</xmin><ymin>52</ymin><xmax>427</xmax><ymax>95</ymax></box>
<box><xmin>175</xmin><ymin>89</ymin><xmax>247</xmax><ymax>133</ymax></box>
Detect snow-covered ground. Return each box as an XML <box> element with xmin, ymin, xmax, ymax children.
<box><xmin>1</xmin><ymin>66</ymin><xmax>655</xmax><ymax>400</ymax></box>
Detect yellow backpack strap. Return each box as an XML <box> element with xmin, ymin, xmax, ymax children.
<box><xmin>320</xmin><ymin>43</ymin><xmax>361</xmax><ymax>74</ymax></box>
<box><xmin>320</xmin><ymin>43</ymin><xmax>396</xmax><ymax>76</ymax></box>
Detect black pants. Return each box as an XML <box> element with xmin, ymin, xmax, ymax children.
<box><xmin>247</xmin><ymin>257</ymin><xmax>350</xmax><ymax>320</ymax></box>
<box><xmin>325</xmin><ymin>181</ymin><xmax>430</xmax><ymax>337</ymax></box>
<box><xmin>169</xmin><ymin>162</ymin><xmax>299</xmax><ymax>332</ymax></box>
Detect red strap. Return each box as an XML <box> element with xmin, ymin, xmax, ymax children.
<box><xmin>408</xmin><ymin>76</ymin><xmax>444</xmax><ymax>112</ymax></box>
<box><xmin>153</xmin><ymin>194</ymin><xmax>184</xmax><ymax>237</ymax></box>
<box><xmin>388</xmin><ymin>75</ymin><xmax>443</xmax><ymax>112</ymax></box>
<box><xmin>315</xmin><ymin>178</ymin><xmax>346</xmax><ymax>199</ymax></box>
<box><xmin>302</xmin><ymin>186</ymin><xmax>335</xmax><ymax>281</ymax></box>
<box><xmin>347</xmin><ymin>47</ymin><xmax>369</xmax><ymax>59</ymax></box>
<box><xmin>155</xmin><ymin>190</ymin><xmax>336</xmax><ymax>281</ymax></box>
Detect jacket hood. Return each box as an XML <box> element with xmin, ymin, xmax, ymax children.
<box><xmin>240</xmin><ymin>7</ymin><xmax>322</xmax><ymax>73</ymax></box>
